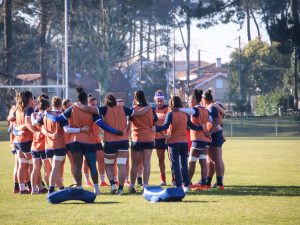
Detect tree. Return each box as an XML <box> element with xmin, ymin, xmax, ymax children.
<box><xmin>229</xmin><ymin>38</ymin><xmax>290</xmax><ymax>112</ymax></box>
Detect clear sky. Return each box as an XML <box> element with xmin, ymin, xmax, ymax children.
<box><xmin>174</xmin><ymin>18</ymin><xmax>270</xmax><ymax>64</ymax></box>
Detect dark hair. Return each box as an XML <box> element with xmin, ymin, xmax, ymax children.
<box><xmin>104</xmin><ymin>93</ymin><xmax>117</xmax><ymax>107</ymax></box>
<box><xmin>62</xmin><ymin>98</ymin><xmax>72</xmax><ymax>110</ymax></box>
<box><xmin>16</xmin><ymin>91</ymin><xmax>33</xmax><ymax>111</ymax></box>
<box><xmin>38</xmin><ymin>98</ymin><xmax>50</xmax><ymax>111</ymax></box>
<box><xmin>191</xmin><ymin>89</ymin><xmax>203</xmax><ymax>103</ymax></box>
<box><xmin>169</xmin><ymin>96</ymin><xmax>182</xmax><ymax>109</ymax></box>
<box><xmin>52</xmin><ymin>96</ymin><xmax>62</xmax><ymax>108</ymax></box>
<box><xmin>134</xmin><ymin>90</ymin><xmax>147</xmax><ymax>106</ymax></box>
<box><xmin>76</xmin><ymin>87</ymin><xmax>88</xmax><ymax>104</ymax></box>
<box><xmin>204</xmin><ymin>89</ymin><xmax>213</xmax><ymax>102</ymax></box>
<box><xmin>37</xmin><ymin>93</ymin><xmax>49</xmax><ymax>104</ymax></box>
<box><xmin>88</xmin><ymin>94</ymin><xmax>97</xmax><ymax>103</ymax></box>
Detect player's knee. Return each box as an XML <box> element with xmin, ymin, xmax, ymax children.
<box><xmin>117</xmin><ymin>157</ymin><xmax>127</xmax><ymax>165</ymax></box>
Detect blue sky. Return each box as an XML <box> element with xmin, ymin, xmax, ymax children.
<box><xmin>174</xmin><ymin>18</ymin><xmax>269</xmax><ymax>64</ymax></box>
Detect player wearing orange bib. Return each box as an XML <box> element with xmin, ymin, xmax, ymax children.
<box><xmin>45</xmin><ymin>88</ymin><xmax>123</xmax><ymax>195</ymax></box>
<box><xmin>154</xmin><ymin>96</ymin><xmax>204</xmax><ymax>192</ymax></box>
<box><xmin>88</xmin><ymin>95</ymin><xmax>108</xmax><ymax>187</ymax></box>
<box><xmin>153</xmin><ymin>90</ymin><xmax>169</xmax><ymax>186</ymax></box>
<box><xmin>42</xmin><ymin>97</ymin><xmax>67</xmax><ymax>194</ymax></box>
<box><xmin>179</xmin><ymin>89</ymin><xmax>211</xmax><ymax>190</ymax></box>
<box><xmin>7</xmin><ymin>105</ymin><xmax>20</xmax><ymax>193</ymax></box>
<box><xmin>30</xmin><ymin>98</ymin><xmax>51</xmax><ymax>194</ymax></box>
<box><xmin>10</xmin><ymin>91</ymin><xmax>36</xmax><ymax>194</ymax></box>
<box><xmin>129</xmin><ymin>90</ymin><xmax>158</xmax><ymax>193</ymax></box>
<box><xmin>204</xmin><ymin>89</ymin><xmax>225</xmax><ymax>190</ymax></box>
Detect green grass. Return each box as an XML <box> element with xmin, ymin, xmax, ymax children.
<box><xmin>0</xmin><ymin>138</ymin><xmax>299</xmax><ymax>225</ymax></box>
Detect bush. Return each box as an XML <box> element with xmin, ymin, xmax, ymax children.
<box><xmin>254</xmin><ymin>90</ymin><xmax>293</xmax><ymax>116</ymax></box>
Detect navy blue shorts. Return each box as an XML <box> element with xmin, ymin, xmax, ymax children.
<box><xmin>46</xmin><ymin>148</ymin><xmax>66</xmax><ymax>158</ymax></box>
<box><xmin>11</xmin><ymin>149</ymin><xmax>17</xmax><ymax>155</ymax></box>
<box><xmin>69</xmin><ymin>142</ymin><xmax>96</xmax><ymax>154</ymax></box>
<box><xmin>131</xmin><ymin>141</ymin><xmax>154</xmax><ymax>151</ymax></box>
<box><xmin>14</xmin><ymin>141</ymin><xmax>32</xmax><ymax>154</ymax></box>
<box><xmin>31</xmin><ymin>150</ymin><xmax>47</xmax><ymax>160</ymax></box>
<box><xmin>103</xmin><ymin>141</ymin><xmax>129</xmax><ymax>154</ymax></box>
<box><xmin>191</xmin><ymin>141</ymin><xmax>210</xmax><ymax>150</ymax></box>
<box><xmin>66</xmin><ymin>143</ymin><xmax>71</xmax><ymax>152</ymax></box>
<box><xmin>210</xmin><ymin>131</ymin><xmax>224</xmax><ymax>147</ymax></box>
<box><xmin>154</xmin><ymin>139</ymin><xmax>167</xmax><ymax>149</ymax></box>
<box><xmin>95</xmin><ymin>142</ymin><xmax>103</xmax><ymax>151</ymax></box>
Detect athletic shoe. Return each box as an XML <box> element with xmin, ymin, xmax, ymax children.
<box><xmin>14</xmin><ymin>189</ymin><xmax>20</xmax><ymax>194</ymax></box>
<box><xmin>217</xmin><ymin>185</ymin><xmax>225</xmax><ymax>190</ymax></box>
<box><xmin>137</xmin><ymin>177</ymin><xmax>143</xmax><ymax>186</ymax></box>
<box><xmin>100</xmin><ymin>181</ymin><xmax>109</xmax><ymax>187</ymax></box>
<box><xmin>129</xmin><ymin>187</ymin><xmax>137</xmax><ymax>193</ymax></box>
<box><xmin>211</xmin><ymin>183</ymin><xmax>218</xmax><ymax>188</ymax></box>
<box><xmin>94</xmin><ymin>189</ymin><xmax>101</xmax><ymax>195</ymax></box>
<box><xmin>117</xmin><ymin>190</ymin><xmax>124</xmax><ymax>195</ymax></box>
<box><xmin>183</xmin><ymin>186</ymin><xmax>190</xmax><ymax>193</ymax></box>
<box><xmin>189</xmin><ymin>183</ymin><xmax>201</xmax><ymax>189</ymax></box>
<box><xmin>124</xmin><ymin>181</ymin><xmax>130</xmax><ymax>187</ymax></box>
<box><xmin>194</xmin><ymin>184</ymin><xmax>208</xmax><ymax>191</ymax></box>
<box><xmin>85</xmin><ymin>181</ymin><xmax>93</xmax><ymax>188</ymax></box>
<box><xmin>38</xmin><ymin>188</ymin><xmax>48</xmax><ymax>194</ymax></box>
<box><xmin>110</xmin><ymin>184</ymin><xmax>117</xmax><ymax>194</ymax></box>
<box><xmin>19</xmin><ymin>190</ymin><xmax>30</xmax><ymax>194</ymax></box>
<box><xmin>160</xmin><ymin>182</ymin><xmax>167</xmax><ymax>186</ymax></box>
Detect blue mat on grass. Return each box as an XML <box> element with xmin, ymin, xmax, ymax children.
<box><xmin>47</xmin><ymin>188</ymin><xmax>96</xmax><ymax>204</ymax></box>
<box><xmin>143</xmin><ymin>186</ymin><xmax>185</xmax><ymax>202</ymax></box>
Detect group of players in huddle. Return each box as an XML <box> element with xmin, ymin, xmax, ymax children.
<box><xmin>7</xmin><ymin>87</ymin><xmax>225</xmax><ymax>196</ymax></box>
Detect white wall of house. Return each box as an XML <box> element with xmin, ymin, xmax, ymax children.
<box><xmin>195</xmin><ymin>74</ymin><xmax>229</xmax><ymax>102</ymax></box>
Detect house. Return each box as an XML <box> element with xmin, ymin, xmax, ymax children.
<box><xmin>119</xmin><ymin>55</ymin><xmax>159</xmax><ymax>90</ymax></box>
<box><xmin>174</xmin><ymin>58</ymin><xmax>229</xmax><ymax>103</ymax></box>
<box><xmin>15</xmin><ymin>70</ymin><xmax>131</xmax><ymax>105</ymax></box>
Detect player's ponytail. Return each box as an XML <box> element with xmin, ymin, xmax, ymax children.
<box><xmin>76</xmin><ymin>87</ymin><xmax>88</xmax><ymax>104</ymax></box>
<box><xmin>192</xmin><ymin>89</ymin><xmax>203</xmax><ymax>103</ymax></box>
<box><xmin>104</xmin><ymin>93</ymin><xmax>117</xmax><ymax>107</ymax></box>
<box><xmin>204</xmin><ymin>89</ymin><xmax>213</xmax><ymax>102</ymax></box>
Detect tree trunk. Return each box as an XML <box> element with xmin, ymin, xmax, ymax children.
<box><xmin>3</xmin><ymin>0</ymin><xmax>12</xmax><ymax>80</ymax></box>
<box><xmin>139</xmin><ymin>18</ymin><xmax>143</xmax><ymax>82</ymax></box>
<box><xmin>250</xmin><ymin>9</ymin><xmax>261</xmax><ymax>38</ymax></box>
<box><xmin>129</xmin><ymin>20</ymin><xmax>132</xmax><ymax>58</ymax></box>
<box><xmin>146</xmin><ymin>21</ymin><xmax>151</xmax><ymax>60</ymax></box>
<box><xmin>154</xmin><ymin>23</ymin><xmax>157</xmax><ymax>62</ymax></box>
<box><xmin>133</xmin><ymin>20</ymin><xmax>136</xmax><ymax>56</ymax></box>
<box><xmin>1</xmin><ymin>0</ymin><xmax>14</xmax><ymax>112</ymax></box>
<box><xmin>40</xmin><ymin>0</ymin><xmax>49</xmax><ymax>94</ymax></box>
<box><xmin>294</xmin><ymin>47</ymin><xmax>298</xmax><ymax>111</ymax></box>
<box><xmin>139</xmin><ymin>19</ymin><xmax>143</xmax><ymax>57</ymax></box>
<box><xmin>291</xmin><ymin>0</ymin><xmax>299</xmax><ymax>111</ymax></box>
<box><xmin>186</xmin><ymin>17</ymin><xmax>191</xmax><ymax>96</ymax></box>
<box><xmin>246</xmin><ymin>6</ymin><xmax>251</xmax><ymax>42</ymax></box>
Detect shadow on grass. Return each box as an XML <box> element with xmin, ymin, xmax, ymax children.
<box><xmin>188</xmin><ymin>185</ymin><xmax>300</xmax><ymax>197</ymax></box>
<box><xmin>60</xmin><ymin>201</ymin><xmax>121</xmax><ymax>205</ymax></box>
<box><xmin>182</xmin><ymin>200</ymin><xmax>215</xmax><ymax>203</ymax></box>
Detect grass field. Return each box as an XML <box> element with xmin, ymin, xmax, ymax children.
<box><xmin>0</xmin><ymin>123</ymin><xmax>300</xmax><ymax>224</ymax></box>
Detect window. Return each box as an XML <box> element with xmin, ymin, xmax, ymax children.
<box><xmin>216</xmin><ymin>79</ymin><xmax>223</xmax><ymax>89</ymax></box>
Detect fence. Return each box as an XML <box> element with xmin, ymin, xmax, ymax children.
<box><xmin>1</xmin><ymin>119</ymin><xmax>300</xmax><ymax>140</ymax></box>
<box><xmin>223</xmin><ymin>118</ymin><xmax>300</xmax><ymax>137</ymax></box>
